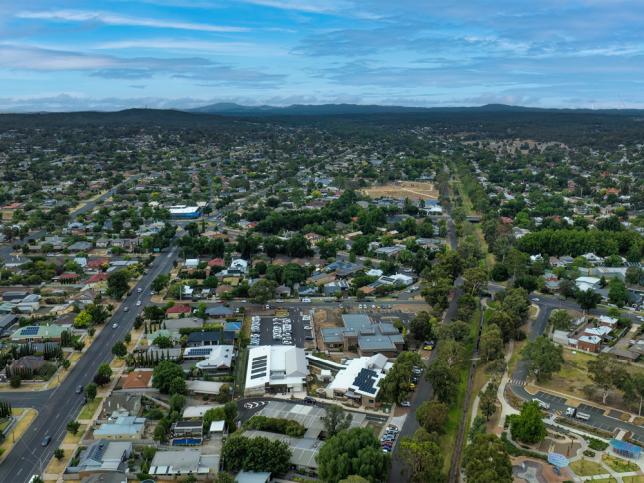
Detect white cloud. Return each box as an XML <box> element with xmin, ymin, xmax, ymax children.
<box><xmin>16</xmin><ymin>9</ymin><xmax>249</xmax><ymax>32</ymax></box>
<box><xmin>96</xmin><ymin>39</ymin><xmax>286</xmax><ymax>56</ymax></box>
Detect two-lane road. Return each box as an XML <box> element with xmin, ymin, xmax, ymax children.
<box><xmin>0</xmin><ymin>244</ymin><xmax>179</xmax><ymax>482</ymax></box>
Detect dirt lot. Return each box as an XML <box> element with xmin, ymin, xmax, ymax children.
<box><xmin>361</xmin><ymin>181</ymin><xmax>438</xmax><ymax>201</ymax></box>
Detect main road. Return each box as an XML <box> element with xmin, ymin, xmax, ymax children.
<box><xmin>0</xmin><ymin>244</ymin><xmax>179</xmax><ymax>482</ymax></box>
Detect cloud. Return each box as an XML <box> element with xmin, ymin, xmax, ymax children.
<box><xmin>16</xmin><ymin>9</ymin><xmax>248</xmax><ymax>32</ymax></box>
<box><xmin>0</xmin><ymin>44</ymin><xmax>284</xmax><ymax>86</ymax></box>
<box><xmin>96</xmin><ymin>39</ymin><xmax>286</xmax><ymax>56</ymax></box>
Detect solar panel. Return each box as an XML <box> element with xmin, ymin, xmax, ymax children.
<box><xmin>187</xmin><ymin>348</ymin><xmax>212</xmax><ymax>356</ymax></box>
<box><xmin>20</xmin><ymin>326</ymin><xmax>39</xmax><ymax>335</ymax></box>
<box><xmin>353</xmin><ymin>369</ymin><xmax>378</xmax><ymax>394</ymax></box>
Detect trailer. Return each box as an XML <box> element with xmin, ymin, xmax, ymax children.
<box><xmin>576</xmin><ymin>412</ymin><xmax>591</xmax><ymax>421</ymax></box>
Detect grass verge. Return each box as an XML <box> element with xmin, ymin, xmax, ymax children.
<box><xmin>78</xmin><ymin>397</ymin><xmax>102</xmax><ymax>420</ymax></box>
<box><xmin>569</xmin><ymin>458</ymin><xmax>607</xmax><ymax>477</ymax></box>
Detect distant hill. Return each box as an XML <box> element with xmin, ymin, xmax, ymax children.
<box><xmin>188</xmin><ymin>102</ymin><xmax>644</xmax><ymax>117</ymax></box>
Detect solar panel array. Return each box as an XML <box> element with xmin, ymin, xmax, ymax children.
<box><xmin>186</xmin><ymin>347</ymin><xmax>212</xmax><ymax>357</ymax></box>
<box><xmin>353</xmin><ymin>368</ymin><xmax>378</xmax><ymax>395</ymax></box>
<box><xmin>250</xmin><ymin>354</ymin><xmax>268</xmax><ymax>380</ymax></box>
<box><xmin>20</xmin><ymin>326</ymin><xmax>39</xmax><ymax>336</ymax></box>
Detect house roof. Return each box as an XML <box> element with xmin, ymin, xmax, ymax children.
<box><xmin>122</xmin><ymin>370</ymin><xmax>153</xmax><ymax>389</ymax></box>
<box><xmin>166</xmin><ymin>304</ymin><xmax>191</xmax><ymax>315</ymax></box>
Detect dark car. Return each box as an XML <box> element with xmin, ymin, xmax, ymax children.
<box><xmin>75</xmin><ymin>385</ymin><xmax>83</xmax><ymax>394</ymax></box>
<box><xmin>41</xmin><ymin>435</ymin><xmax>51</xmax><ymax>446</ymax></box>
<box><xmin>304</xmin><ymin>396</ymin><xmax>316</xmax><ymax>405</ymax></box>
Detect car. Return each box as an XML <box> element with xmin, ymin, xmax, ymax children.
<box><xmin>304</xmin><ymin>396</ymin><xmax>316</xmax><ymax>405</ymax></box>
<box><xmin>382</xmin><ymin>448</ymin><xmax>391</xmax><ymax>453</ymax></box>
<box><xmin>150</xmin><ymin>291</ymin><xmax>156</xmax><ymax>295</ymax></box>
<box><xmin>302</xmin><ymin>298</ymin><xmax>311</xmax><ymax>303</ymax></box>
<box><xmin>532</xmin><ymin>398</ymin><xmax>550</xmax><ymax>410</ymax></box>
<box><xmin>75</xmin><ymin>385</ymin><xmax>83</xmax><ymax>394</ymax></box>
<box><xmin>41</xmin><ymin>435</ymin><xmax>51</xmax><ymax>446</ymax></box>
<box><xmin>265</xmin><ymin>304</ymin><xmax>270</xmax><ymax>310</ymax></box>
<box><xmin>387</xmin><ymin>424</ymin><xmax>399</xmax><ymax>431</ymax></box>
<box><xmin>123</xmin><ymin>307</ymin><xmax>129</xmax><ymax>312</ymax></box>
<box><xmin>112</xmin><ymin>323</ymin><xmax>118</xmax><ymax>329</ymax></box>
<box><xmin>136</xmin><ymin>300</ymin><xmax>142</xmax><ymax>306</ymax></box>
<box><xmin>137</xmin><ymin>287</ymin><xmax>142</xmax><ymax>293</ymax></box>
<box><xmin>400</xmin><ymin>401</ymin><xmax>411</xmax><ymax>407</ymax></box>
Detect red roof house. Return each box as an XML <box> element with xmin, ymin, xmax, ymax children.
<box><xmin>166</xmin><ymin>304</ymin><xmax>192</xmax><ymax>318</ymax></box>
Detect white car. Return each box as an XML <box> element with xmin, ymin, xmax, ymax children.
<box><xmin>136</xmin><ymin>301</ymin><xmax>142</xmax><ymax>306</ymax></box>
<box><xmin>112</xmin><ymin>323</ymin><xmax>118</xmax><ymax>329</ymax></box>
<box><xmin>400</xmin><ymin>401</ymin><xmax>411</xmax><ymax>407</ymax></box>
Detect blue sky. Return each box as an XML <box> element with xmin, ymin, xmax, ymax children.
<box><xmin>1</xmin><ymin>0</ymin><xmax>643</xmax><ymax>111</ymax></box>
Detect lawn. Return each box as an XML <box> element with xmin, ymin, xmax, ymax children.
<box><xmin>570</xmin><ymin>459</ymin><xmax>607</xmax><ymax>477</ymax></box>
<box><xmin>538</xmin><ymin>349</ymin><xmax>594</xmax><ymax>399</ymax></box>
<box><xmin>602</xmin><ymin>454</ymin><xmax>640</xmax><ymax>473</ymax></box>
<box><xmin>63</xmin><ymin>424</ymin><xmax>87</xmax><ymax>444</ymax></box>
<box><xmin>623</xmin><ymin>476</ymin><xmax>644</xmax><ymax>483</ymax></box>
<box><xmin>78</xmin><ymin>397</ymin><xmax>102</xmax><ymax>420</ymax></box>
<box><xmin>45</xmin><ymin>449</ymin><xmax>69</xmax><ymax>476</ymax></box>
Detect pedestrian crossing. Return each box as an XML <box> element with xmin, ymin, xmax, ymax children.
<box><xmin>509</xmin><ymin>378</ymin><xmax>527</xmax><ymax>386</ymax></box>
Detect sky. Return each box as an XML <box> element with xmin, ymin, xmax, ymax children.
<box><xmin>1</xmin><ymin>0</ymin><xmax>643</xmax><ymax>111</ymax></box>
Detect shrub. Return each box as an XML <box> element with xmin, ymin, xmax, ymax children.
<box><xmin>244</xmin><ymin>415</ymin><xmax>306</xmax><ymax>437</ymax></box>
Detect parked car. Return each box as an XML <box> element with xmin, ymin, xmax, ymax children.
<box><xmin>123</xmin><ymin>307</ymin><xmax>129</xmax><ymax>312</ymax></box>
<box><xmin>112</xmin><ymin>323</ymin><xmax>118</xmax><ymax>329</ymax></box>
<box><xmin>400</xmin><ymin>401</ymin><xmax>411</xmax><ymax>407</ymax></box>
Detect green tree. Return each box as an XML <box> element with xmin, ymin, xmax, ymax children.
<box><xmin>608</xmin><ymin>279</ymin><xmax>629</xmax><ymax>307</ymax></box>
<box><xmin>317</xmin><ymin>428</ymin><xmax>389</xmax><ymax>483</ymax></box>
<box><xmin>511</xmin><ymin>401</ymin><xmax>546</xmax><ymax>444</ymax></box>
<box><xmin>587</xmin><ymin>353</ymin><xmax>628</xmax><ymax>404</ymax></box>
<box><xmin>522</xmin><ymin>336</ymin><xmax>564</xmax><ymax>382</ymax></box>
<box><xmin>425</xmin><ymin>360</ymin><xmax>459</xmax><ymax>403</ymax></box>
<box><xmin>479</xmin><ymin>323</ymin><xmax>504</xmax><ymax>362</ymax></box>
<box><xmin>153</xmin><ymin>361</ymin><xmax>186</xmax><ymax>394</ymax></box>
<box><xmin>463</xmin><ymin>434</ymin><xmax>512</xmax><ymax>483</ymax></box>
<box><xmin>111</xmin><ymin>341</ymin><xmax>127</xmax><ymax>358</ymax></box>
<box><xmin>94</xmin><ymin>363</ymin><xmax>113</xmax><ymax>386</ymax></box>
<box><xmin>222</xmin><ymin>435</ymin><xmax>291</xmax><ymax>475</ymax></box>
<box><xmin>621</xmin><ymin>372</ymin><xmax>644</xmax><ymax>416</ymax></box>
<box><xmin>416</xmin><ymin>400</ymin><xmax>448</xmax><ymax>434</ymax></box>
<box><xmin>422</xmin><ymin>277</ymin><xmax>453</xmax><ymax>313</ymax></box>
<box><xmin>463</xmin><ymin>266</ymin><xmax>488</xmax><ymax>296</ymax></box>
<box><xmin>321</xmin><ymin>405</ymin><xmax>353</xmax><ymax>438</ymax></box>
<box><xmin>54</xmin><ymin>448</ymin><xmax>65</xmax><ymax>460</ymax></box>
<box><xmin>549</xmin><ymin>310</ymin><xmax>572</xmax><ymax>330</ymax></box>
<box><xmin>625</xmin><ymin>266</ymin><xmax>641</xmax><ymax>285</ymax></box>
<box><xmin>249</xmin><ymin>278</ymin><xmax>277</xmax><ymax>303</ymax></box>
<box><xmin>73</xmin><ymin>310</ymin><xmax>93</xmax><ymax>328</ymax></box>
<box><xmin>379</xmin><ymin>352</ymin><xmax>421</xmax><ymax>403</ymax></box>
<box><xmin>107</xmin><ymin>270</ymin><xmax>130</xmax><ymax>299</ymax></box>
<box><xmin>576</xmin><ymin>289</ymin><xmax>601</xmax><ymax>311</ymax></box>
<box><xmin>153</xmin><ymin>335</ymin><xmax>173</xmax><ymax>348</ymax></box>
<box><xmin>479</xmin><ymin>381</ymin><xmax>498</xmax><ymax>421</ymax></box>
<box><xmin>67</xmin><ymin>420</ymin><xmax>81</xmax><ymax>435</ymax></box>
<box><xmin>409</xmin><ymin>311</ymin><xmax>434</xmax><ymax>342</ymax></box>
<box><xmin>10</xmin><ymin>374</ymin><xmax>21</xmax><ymax>388</ymax></box>
<box><xmin>399</xmin><ymin>435</ymin><xmax>444</xmax><ymax>482</ymax></box>
<box><xmin>84</xmin><ymin>383</ymin><xmax>97</xmax><ymax>401</ymax></box>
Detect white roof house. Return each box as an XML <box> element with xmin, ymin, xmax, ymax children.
<box><xmin>244</xmin><ymin>345</ymin><xmax>308</xmax><ymax>396</ymax></box>
<box><xmin>185</xmin><ymin>259</ymin><xmax>199</xmax><ymax>269</ymax></box>
<box><xmin>325</xmin><ymin>353</ymin><xmax>392</xmax><ymax>400</ymax></box>
<box><xmin>230</xmin><ymin>259</ymin><xmax>248</xmax><ymax>272</ymax></box>
<box><xmin>183</xmin><ymin>345</ymin><xmax>235</xmax><ymax>371</ymax></box>
<box><xmin>584</xmin><ymin>326</ymin><xmax>612</xmax><ymax>338</ymax></box>
<box><xmin>575</xmin><ymin>276</ymin><xmax>601</xmax><ymax>292</ymax></box>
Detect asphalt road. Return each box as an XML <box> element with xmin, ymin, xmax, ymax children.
<box><xmin>0</xmin><ymin>244</ymin><xmax>179</xmax><ymax>483</ymax></box>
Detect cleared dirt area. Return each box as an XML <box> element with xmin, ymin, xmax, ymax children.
<box><xmin>361</xmin><ymin>181</ymin><xmax>438</xmax><ymax>201</ymax></box>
